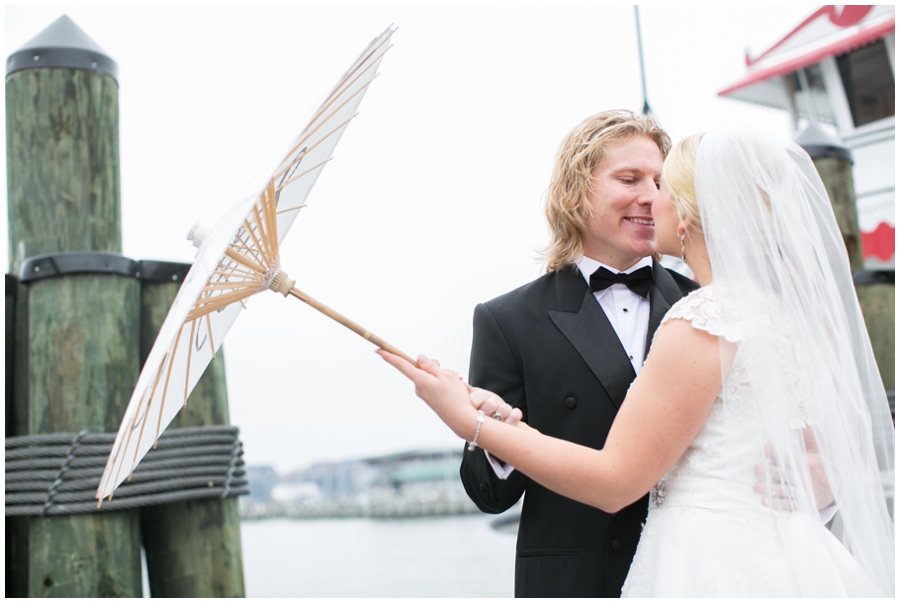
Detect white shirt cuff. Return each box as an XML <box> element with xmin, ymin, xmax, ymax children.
<box><xmin>484</xmin><ymin>450</ymin><xmax>515</xmax><ymax>480</ymax></box>
<box><xmin>820</xmin><ymin>502</ymin><xmax>838</xmax><ymax>524</ymax></box>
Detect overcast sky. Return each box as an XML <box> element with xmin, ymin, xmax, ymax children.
<box><xmin>4</xmin><ymin>4</ymin><xmax>815</xmax><ymax>473</ymax></box>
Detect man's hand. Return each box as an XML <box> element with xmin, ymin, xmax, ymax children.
<box><xmin>469</xmin><ymin>388</ymin><xmax>522</xmax><ymax>426</ymax></box>
<box><xmin>754</xmin><ymin>429</ymin><xmax>835</xmax><ymax>512</ymax></box>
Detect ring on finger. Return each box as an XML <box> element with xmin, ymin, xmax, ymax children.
<box><xmin>491</xmin><ymin>411</ymin><xmax>503</xmax><ymax>421</ymax></box>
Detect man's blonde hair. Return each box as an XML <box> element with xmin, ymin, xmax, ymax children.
<box><xmin>542</xmin><ymin>110</ymin><xmax>670</xmax><ymax>272</ymax></box>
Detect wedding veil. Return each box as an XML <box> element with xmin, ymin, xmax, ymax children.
<box><xmin>692</xmin><ymin>129</ymin><xmax>894</xmax><ymax>595</ymax></box>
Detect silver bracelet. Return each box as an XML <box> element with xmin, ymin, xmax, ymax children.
<box><xmin>467</xmin><ymin>410</ymin><xmax>486</xmax><ymax>451</ymax></box>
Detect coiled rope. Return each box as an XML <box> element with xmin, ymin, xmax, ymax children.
<box><xmin>6</xmin><ymin>425</ymin><xmax>247</xmax><ymax>516</ymax></box>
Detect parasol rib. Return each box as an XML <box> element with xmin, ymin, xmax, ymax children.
<box><xmin>258</xmin><ymin>186</ymin><xmax>278</xmax><ymax>262</ymax></box>
<box><xmin>273</xmin><ymin>117</ymin><xmax>351</xmax><ymax>182</ymax></box>
<box><xmin>281</xmin><ymin>80</ymin><xmax>374</xmax><ymax>165</ymax></box>
<box><xmin>234</xmin><ymin>223</ymin><xmax>268</xmax><ymax>258</ymax></box>
<box><xmin>97</xmin><ymin>383</ymin><xmax>151</xmax><ymax>502</ymax></box>
<box><xmin>276</xmin><ymin>159</ymin><xmax>332</xmax><ymax>193</ymax></box>
<box><xmin>186</xmin><ymin>289</ymin><xmax>258</xmax><ymax>322</ymax></box>
<box><xmin>262</xmin><ymin>181</ymin><xmax>279</xmax><ymax>255</ymax></box>
<box><xmin>250</xmin><ymin>205</ymin><xmax>274</xmax><ymax>264</ymax></box>
<box><xmin>153</xmin><ymin>332</ymin><xmax>183</xmax><ymax>447</ymax></box>
<box><xmin>301</xmin><ymin>39</ymin><xmax>389</xmax><ymax>136</ymax></box>
<box><xmin>233</xmin><ymin>230</ymin><xmax>268</xmax><ymax>266</ymax></box>
<box><xmin>184</xmin><ymin>319</ymin><xmax>198</xmax><ymax>403</ymax></box>
<box><xmin>224</xmin><ymin>247</ymin><xmax>267</xmax><ymax>276</ymax></box>
<box><xmin>212</xmin><ymin>267</ymin><xmax>258</xmax><ymax>280</ymax></box>
<box><xmin>275</xmin><ymin>203</ymin><xmax>307</xmax><ymax>216</ymax></box>
<box><xmin>205</xmin><ymin>313</ymin><xmax>217</xmax><ymax>359</ymax></box>
<box><xmin>122</xmin><ymin>351</ymin><xmax>169</xmax><ymax>491</ymax></box>
<box><xmin>202</xmin><ymin>281</ymin><xmax>261</xmax><ymax>293</ymax></box>
<box><xmin>241</xmin><ymin>217</ymin><xmax>269</xmax><ymax>266</ymax></box>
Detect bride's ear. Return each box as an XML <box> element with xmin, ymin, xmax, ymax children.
<box><xmin>678</xmin><ymin>216</ymin><xmax>696</xmax><ymax>235</ymax></box>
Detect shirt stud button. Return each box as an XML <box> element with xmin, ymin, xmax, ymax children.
<box><xmin>564</xmin><ymin>396</ymin><xmax>577</xmax><ymax>409</ymax></box>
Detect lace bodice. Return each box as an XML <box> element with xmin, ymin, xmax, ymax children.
<box><xmin>651</xmin><ymin>285</ymin><xmax>766</xmax><ymax>498</ymax></box>
<box><xmin>634</xmin><ymin>285</ymin><xmax>795</xmax><ymax>595</ymax></box>
<box><xmin>662</xmin><ymin>284</ymin><xmax>743</xmax><ymax>343</ymax></box>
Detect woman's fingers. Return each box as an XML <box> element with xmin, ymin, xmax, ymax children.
<box><xmin>414</xmin><ymin>354</ymin><xmax>443</xmax><ymax>376</ymax></box>
<box><xmin>377</xmin><ymin>349</ymin><xmax>427</xmax><ymax>382</ymax></box>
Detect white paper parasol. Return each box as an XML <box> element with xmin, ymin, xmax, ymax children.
<box><xmin>96</xmin><ymin>26</ymin><xmax>410</xmax><ymax>502</ymax></box>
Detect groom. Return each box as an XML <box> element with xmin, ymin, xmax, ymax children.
<box><xmin>459</xmin><ymin>111</ymin><xmax>697</xmax><ymax>597</ymax></box>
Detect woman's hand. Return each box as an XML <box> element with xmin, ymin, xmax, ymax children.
<box><xmin>377</xmin><ymin>350</ymin><xmax>480</xmax><ymax>441</ymax></box>
<box><xmin>469</xmin><ymin>388</ymin><xmax>522</xmax><ymax>426</ymax></box>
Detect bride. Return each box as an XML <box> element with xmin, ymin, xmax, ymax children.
<box><xmin>379</xmin><ymin>129</ymin><xmax>894</xmax><ymax>597</ymax></box>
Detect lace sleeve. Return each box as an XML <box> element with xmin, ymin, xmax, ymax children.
<box><xmin>661</xmin><ymin>285</ymin><xmax>742</xmax><ymax>343</ymax></box>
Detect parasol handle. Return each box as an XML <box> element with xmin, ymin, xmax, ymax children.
<box><xmin>283</xmin><ymin>281</ymin><xmax>536</xmax><ymax>433</ymax></box>
<box><xmin>286</xmin><ymin>285</ymin><xmax>418</xmax><ymax>365</ymax></box>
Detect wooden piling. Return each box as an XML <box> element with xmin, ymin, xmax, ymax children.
<box><xmin>5</xmin><ymin>274</ymin><xmax>24</xmax><ymax>598</ymax></box>
<box><xmin>812</xmin><ymin>155</ymin><xmax>894</xmax><ymax>392</ymax></box>
<box><xmin>138</xmin><ymin>262</ymin><xmax>246</xmax><ymax>597</ymax></box>
<box><xmin>5</xmin><ymin>275</ymin><xmax>16</xmax><ymax>437</ymax></box>
<box><xmin>6</xmin><ymin>70</ymin><xmax>121</xmax><ymax>272</ymax></box>
<box><xmin>5</xmin><ymin>16</ymin><xmax>142</xmax><ymax>597</ymax></box>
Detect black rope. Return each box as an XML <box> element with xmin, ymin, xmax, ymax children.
<box><xmin>6</xmin><ymin>425</ymin><xmax>248</xmax><ymax>516</ymax></box>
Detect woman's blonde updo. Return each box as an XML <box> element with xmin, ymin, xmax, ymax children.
<box><xmin>662</xmin><ymin>133</ymin><xmax>705</xmax><ymax>231</ymax></box>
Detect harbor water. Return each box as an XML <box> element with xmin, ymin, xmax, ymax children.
<box><xmin>240</xmin><ymin>515</ymin><xmax>516</xmax><ymax>597</ymax></box>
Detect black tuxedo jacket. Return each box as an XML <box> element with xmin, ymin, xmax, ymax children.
<box><xmin>460</xmin><ymin>261</ymin><xmax>698</xmax><ymax>598</ymax></box>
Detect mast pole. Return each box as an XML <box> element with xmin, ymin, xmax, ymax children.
<box><xmin>634</xmin><ymin>6</ymin><xmax>652</xmax><ymax>116</ymax></box>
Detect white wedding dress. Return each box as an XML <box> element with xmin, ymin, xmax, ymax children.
<box><xmin>620</xmin><ymin>286</ymin><xmax>884</xmax><ymax>597</ymax></box>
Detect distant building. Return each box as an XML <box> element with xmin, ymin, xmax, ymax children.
<box><xmin>286</xmin><ymin>459</ymin><xmax>373</xmax><ymax>497</ymax></box>
<box><xmin>247</xmin><ymin>448</ymin><xmax>476</xmax><ymax>518</ymax></box>
<box><xmin>285</xmin><ymin>448</ymin><xmax>464</xmax><ymax>497</ymax></box>
<box><xmin>244</xmin><ymin>465</ymin><xmax>280</xmax><ymax>503</ymax></box>
<box><xmin>720</xmin><ymin>5</ymin><xmax>895</xmax><ymax>269</ymax></box>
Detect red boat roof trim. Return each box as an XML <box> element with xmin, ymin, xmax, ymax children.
<box><xmin>719</xmin><ymin>18</ymin><xmax>894</xmax><ymax>97</ymax></box>
<box><xmin>747</xmin><ymin>6</ymin><xmax>875</xmax><ymax>67</ymax></box>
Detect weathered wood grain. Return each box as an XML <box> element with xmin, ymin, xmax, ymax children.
<box><xmin>6</xmin><ymin>68</ymin><xmax>121</xmax><ymax>274</ymax></box>
<box><xmin>6</xmin><ymin>65</ymin><xmax>141</xmax><ymax>597</ymax></box>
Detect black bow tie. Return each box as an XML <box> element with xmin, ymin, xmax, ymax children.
<box><xmin>589</xmin><ymin>266</ymin><xmax>653</xmax><ymax>298</ymax></box>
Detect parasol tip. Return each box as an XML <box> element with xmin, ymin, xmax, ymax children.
<box><xmin>187</xmin><ymin>221</ymin><xmax>213</xmax><ymax>250</ymax></box>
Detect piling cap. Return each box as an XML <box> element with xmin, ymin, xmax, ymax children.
<box><xmin>795</xmin><ymin>121</ymin><xmax>853</xmax><ymax>164</ymax></box>
<box><xmin>6</xmin><ymin>15</ymin><xmax>118</xmax><ymax>80</ymax></box>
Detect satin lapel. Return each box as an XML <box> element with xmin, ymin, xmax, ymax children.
<box><xmin>549</xmin><ymin>269</ymin><xmax>635</xmax><ymax>409</ymax></box>
<box><xmin>644</xmin><ymin>261</ymin><xmax>690</xmax><ymax>357</ymax></box>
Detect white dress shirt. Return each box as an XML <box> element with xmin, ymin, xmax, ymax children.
<box><xmin>575</xmin><ymin>255</ymin><xmax>652</xmax><ymax>377</ymax></box>
<box><xmin>485</xmin><ymin>256</ymin><xmax>654</xmax><ymax>479</ymax></box>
